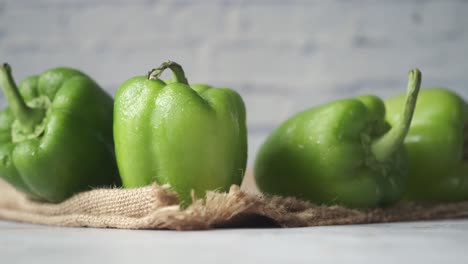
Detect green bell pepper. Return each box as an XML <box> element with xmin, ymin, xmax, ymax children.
<box><xmin>255</xmin><ymin>69</ymin><xmax>422</xmax><ymax>208</ymax></box>
<box><xmin>0</xmin><ymin>63</ymin><xmax>120</xmax><ymax>202</ymax></box>
<box><xmin>385</xmin><ymin>88</ymin><xmax>468</xmax><ymax>202</ymax></box>
<box><xmin>114</xmin><ymin>61</ymin><xmax>247</xmax><ymax>206</ymax></box>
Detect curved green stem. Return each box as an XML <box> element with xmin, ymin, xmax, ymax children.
<box><xmin>371</xmin><ymin>68</ymin><xmax>422</xmax><ymax>162</ymax></box>
<box><xmin>147</xmin><ymin>61</ymin><xmax>189</xmax><ymax>85</ymax></box>
<box><xmin>0</xmin><ymin>63</ymin><xmax>45</xmax><ymax>133</ymax></box>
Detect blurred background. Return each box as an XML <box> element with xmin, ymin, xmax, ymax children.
<box><xmin>0</xmin><ymin>0</ymin><xmax>467</xmax><ymax>165</ymax></box>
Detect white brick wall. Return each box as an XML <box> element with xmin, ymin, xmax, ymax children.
<box><xmin>1</xmin><ymin>0</ymin><xmax>468</xmax><ymax>163</ymax></box>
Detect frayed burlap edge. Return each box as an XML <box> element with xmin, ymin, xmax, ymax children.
<box><xmin>1</xmin><ymin>179</ymin><xmax>468</xmax><ymax>230</ymax></box>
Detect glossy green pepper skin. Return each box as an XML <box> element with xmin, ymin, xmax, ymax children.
<box><xmin>0</xmin><ymin>63</ymin><xmax>120</xmax><ymax>202</ymax></box>
<box><xmin>385</xmin><ymin>88</ymin><xmax>468</xmax><ymax>202</ymax></box>
<box><xmin>255</xmin><ymin>70</ymin><xmax>422</xmax><ymax>208</ymax></box>
<box><xmin>114</xmin><ymin>61</ymin><xmax>247</xmax><ymax>206</ymax></box>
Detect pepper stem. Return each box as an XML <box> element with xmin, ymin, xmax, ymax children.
<box><xmin>147</xmin><ymin>60</ymin><xmax>189</xmax><ymax>85</ymax></box>
<box><xmin>0</xmin><ymin>63</ymin><xmax>45</xmax><ymax>133</ymax></box>
<box><xmin>371</xmin><ymin>69</ymin><xmax>421</xmax><ymax>162</ymax></box>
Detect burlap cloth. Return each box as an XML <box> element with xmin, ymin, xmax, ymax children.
<box><xmin>1</xmin><ymin>178</ymin><xmax>468</xmax><ymax>230</ymax></box>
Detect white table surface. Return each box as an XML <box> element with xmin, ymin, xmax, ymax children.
<box><xmin>1</xmin><ymin>219</ymin><xmax>467</xmax><ymax>264</ymax></box>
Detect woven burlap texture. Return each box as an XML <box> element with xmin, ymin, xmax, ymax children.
<box><xmin>1</xmin><ymin>179</ymin><xmax>468</xmax><ymax>230</ymax></box>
